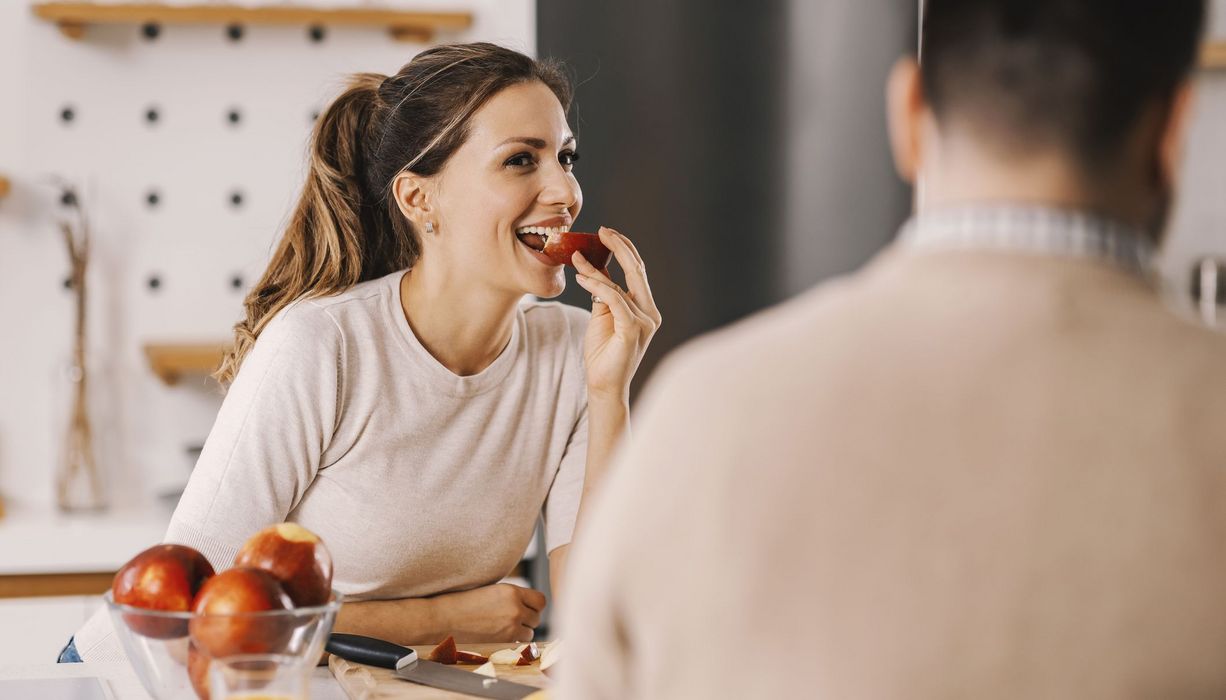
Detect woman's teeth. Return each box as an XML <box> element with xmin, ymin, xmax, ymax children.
<box><xmin>515</xmin><ymin>225</ymin><xmax>570</xmax><ymax>236</ymax></box>
<box><xmin>515</xmin><ymin>225</ymin><xmax>569</xmax><ymax>254</ymax></box>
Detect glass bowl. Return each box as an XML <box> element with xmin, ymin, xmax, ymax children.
<box><xmin>105</xmin><ymin>590</ymin><xmax>342</xmax><ymax>700</ymax></box>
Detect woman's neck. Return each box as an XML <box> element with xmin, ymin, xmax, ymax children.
<box><xmin>399</xmin><ymin>264</ymin><xmax>520</xmax><ymax>377</ymax></box>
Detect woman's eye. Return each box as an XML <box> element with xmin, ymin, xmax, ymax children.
<box><xmin>505</xmin><ymin>153</ymin><xmax>536</xmax><ymax>168</ymax></box>
<box><xmin>559</xmin><ymin>150</ymin><xmax>580</xmax><ymax>167</ymax></box>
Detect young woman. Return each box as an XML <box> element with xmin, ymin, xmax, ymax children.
<box><xmin>65</xmin><ymin>42</ymin><xmax>659</xmax><ymax>661</ymax></box>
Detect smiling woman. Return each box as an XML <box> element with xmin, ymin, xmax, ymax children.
<box><xmin>65</xmin><ymin>42</ymin><xmax>660</xmax><ymax>663</ymax></box>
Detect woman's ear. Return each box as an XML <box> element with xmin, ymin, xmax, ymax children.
<box><xmin>1158</xmin><ymin>81</ymin><xmax>1196</xmax><ymax>192</ymax></box>
<box><xmin>886</xmin><ymin>56</ymin><xmax>925</xmax><ymax>184</ymax></box>
<box><xmin>392</xmin><ymin>171</ymin><xmax>434</xmax><ymax>228</ymax></box>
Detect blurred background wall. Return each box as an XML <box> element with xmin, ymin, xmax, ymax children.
<box><xmin>0</xmin><ymin>0</ymin><xmax>1224</xmax><ymax>513</ymax></box>
<box><xmin>539</xmin><ymin>0</ymin><xmax>914</xmax><ymax>389</ymax></box>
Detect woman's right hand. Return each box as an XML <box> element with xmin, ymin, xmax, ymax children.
<box><xmin>430</xmin><ymin>583</ymin><xmax>546</xmax><ymax>642</ymax></box>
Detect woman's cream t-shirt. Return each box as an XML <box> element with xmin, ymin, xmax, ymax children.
<box><xmin>74</xmin><ymin>270</ymin><xmax>589</xmax><ymax>661</ymax></box>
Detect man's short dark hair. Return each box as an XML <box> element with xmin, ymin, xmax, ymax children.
<box><xmin>920</xmin><ymin>0</ymin><xmax>1205</xmax><ymax>170</ymax></box>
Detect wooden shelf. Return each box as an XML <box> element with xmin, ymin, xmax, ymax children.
<box><xmin>0</xmin><ymin>175</ymin><xmax>9</xmax><ymax>200</ymax></box>
<box><xmin>1204</xmin><ymin>41</ymin><xmax>1226</xmax><ymax>71</ymax></box>
<box><xmin>144</xmin><ymin>342</ymin><xmax>229</xmax><ymax>386</ymax></box>
<box><xmin>32</xmin><ymin>3</ymin><xmax>473</xmax><ymax>43</ymax></box>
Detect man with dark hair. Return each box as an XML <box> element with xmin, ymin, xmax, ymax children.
<box><xmin>559</xmin><ymin>2</ymin><xmax>1226</xmax><ymax>698</ymax></box>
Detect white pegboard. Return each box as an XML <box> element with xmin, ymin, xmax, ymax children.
<box><xmin>1159</xmin><ymin>0</ymin><xmax>1226</xmax><ymax>301</ymax></box>
<box><xmin>0</xmin><ymin>1</ymin><xmax>535</xmax><ymax>508</ymax></box>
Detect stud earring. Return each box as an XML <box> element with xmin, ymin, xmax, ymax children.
<box><xmin>424</xmin><ymin>221</ymin><xmax>435</xmax><ymax>235</ymax></box>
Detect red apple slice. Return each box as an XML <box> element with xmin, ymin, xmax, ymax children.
<box><xmin>489</xmin><ymin>648</ymin><xmax>523</xmax><ymax>666</ymax></box>
<box><xmin>474</xmin><ymin>661</ymin><xmax>497</xmax><ymax>678</ymax></box>
<box><xmin>542</xmin><ymin>231</ymin><xmax>612</xmax><ymax>269</ymax></box>
<box><xmin>455</xmin><ymin>650</ymin><xmax>490</xmax><ymax>665</ymax></box>
<box><xmin>515</xmin><ymin>642</ymin><xmax>540</xmax><ymax>664</ymax></box>
<box><xmin>428</xmin><ymin>635</ymin><xmax>458</xmax><ymax>664</ymax></box>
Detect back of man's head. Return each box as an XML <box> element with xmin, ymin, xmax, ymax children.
<box><xmin>920</xmin><ymin>0</ymin><xmax>1205</xmax><ymax>174</ymax></box>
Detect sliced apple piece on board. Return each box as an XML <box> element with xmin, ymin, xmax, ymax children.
<box><xmin>427</xmin><ymin>635</ymin><xmax>458</xmax><ymax>664</ymax></box>
<box><xmin>515</xmin><ymin>642</ymin><xmax>540</xmax><ymax>665</ymax></box>
<box><xmin>474</xmin><ymin>661</ymin><xmax>497</xmax><ymax>678</ymax></box>
<box><xmin>489</xmin><ymin>648</ymin><xmax>523</xmax><ymax>666</ymax></box>
<box><xmin>455</xmin><ymin>650</ymin><xmax>489</xmax><ymax>665</ymax></box>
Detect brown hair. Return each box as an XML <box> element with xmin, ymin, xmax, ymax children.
<box><xmin>215</xmin><ymin>43</ymin><xmax>573</xmax><ymax>385</ymax></box>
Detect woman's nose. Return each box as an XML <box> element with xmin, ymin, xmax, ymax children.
<box><xmin>541</xmin><ymin>165</ymin><xmax>580</xmax><ymax>209</ymax></box>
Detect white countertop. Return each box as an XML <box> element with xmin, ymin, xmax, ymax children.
<box><xmin>0</xmin><ymin>502</ymin><xmax>171</xmax><ymax>575</ymax></box>
<box><xmin>0</xmin><ymin>662</ymin><xmax>348</xmax><ymax>700</ymax></box>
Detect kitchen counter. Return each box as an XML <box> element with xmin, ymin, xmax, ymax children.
<box><xmin>0</xmin><ymin>661</ymin><xmax>348</xmax><ymax>700</ymax></box>
<box><xmin>0</xmin><ymin>501</ymin><xmax>170</xmax><ymax>597</ymax></box>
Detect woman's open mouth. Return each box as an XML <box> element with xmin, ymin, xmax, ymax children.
<box><xmin>515</xmin><ymin>224</ymin><xmax>569</xmax><ymax>254</ymax></box>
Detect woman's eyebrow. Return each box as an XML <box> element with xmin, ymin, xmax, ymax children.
<box><xmin>497</xmin><ymin>135</ymin><xmax>576</xmax><ymax>148</ymax></box>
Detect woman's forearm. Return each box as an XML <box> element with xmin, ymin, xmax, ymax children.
<box><xmin>553</xmin><ymin>395</ymin><xmax>630</xmax><ymax>602</ymax></box>
<box><xmin>334</xmin><ymin>597</ymin><xmax>444</xmax><ymax>646</ymax></box>
<box><xmin>579</xmin><ymin>394</ymin><xmax>630</xmax><ymax>514</ymax></box>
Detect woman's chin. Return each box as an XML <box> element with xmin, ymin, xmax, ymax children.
<box><xmin>527</xmin><ymin>269</ymin><xmax>567</xmax><ymax>299</ymax></box>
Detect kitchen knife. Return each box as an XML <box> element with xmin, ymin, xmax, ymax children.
<box><xmin>327</xmin><ymin>633</ymin><xmax>540</xmax><ymax>699</ymax></box>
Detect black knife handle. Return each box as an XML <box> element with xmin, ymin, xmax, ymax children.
<box><xmin>326</xmin><ymin>633</ymin><xmax>413</xmax><ymax>669</ymax></box>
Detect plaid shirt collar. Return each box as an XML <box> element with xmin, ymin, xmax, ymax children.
<box><xmin>898</xmin><ymin>205</ymin><xmax>1156</xmax><ymax>279</ymax></box>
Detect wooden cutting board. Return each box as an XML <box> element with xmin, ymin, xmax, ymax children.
<box><xmin>329</xmin><ymin>643</ymin><xmax>551</xmax><ymax>699</ymax></box>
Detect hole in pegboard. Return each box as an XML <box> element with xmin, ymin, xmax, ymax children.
<box><xmin>226</xmin><ymin>24</ymin><xmax>244</xmax><ymax>42</ymax></box>
<box><xmin>146</xmin><ymin>274</ymin><xmax>162</xmax><ymax>292</ymax></box>
<box><xmin>308</xmin><ymin>25</ymin><xmax>326</xmax><ymax>43</ymax></box>
<box><xmin>310</xmin><ymin>109</ymin><xmax>320</xmax><ymax>124</ymax></box>
<box><xmin>60</xmin><ymin>105</ymin><xmax>76</xmax><ymax>124</ymax></box>
<box><xmin>227</xmin><ymin>108</ymin><xmax>242</xmax><ymax>126</ymax></box>
<box><xmin>63</xmin><ymin>275</ymin><xmax>74</xmax><ymax>291</ymax></box>
<box><xmin>146</xmin><ymin>189</ymin><xmax>160</xmax><ymax>208</ymax></box>
<box><xmin>145</xmin><ymin>106</ymin><xmax>161</xmax><ymax>126</ymax></box>
<box><xmin>142</xmin><ymin>22</ymin><xmax>160</xmax><ymax>40</ymax></box>
<box><xmin>60</xmin><ymin>189</ymin><xmax>78</xmax><ymax>208</ymax></box>
<box><xmin>230</xmin><ymin>274</ymin><xmax>244</xmax><ymax>291</ymax></box>
<box><xmin>229</xmin><ymin>190</ymin><xmax>245</xmax><ymax>208</ymax></box>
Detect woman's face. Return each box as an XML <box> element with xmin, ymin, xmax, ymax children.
<box><xmin>424</xmin><ymin>80</ymin><xmax>582</xmax><ymax>299</ymax></box>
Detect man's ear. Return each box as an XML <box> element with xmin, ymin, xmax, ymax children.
<box><xmin>392</xmin><ymin>171</ymin><xmax>434</xmax><ymax>227</ymax></box>
<box><xmin>1158</xmin><ymin>81</ymin><xmax>1196</xmax><ymax>192</ymax></box>
<box><xmin>886</xmin><ymin>56</ymin><xmax>925</xmax><ymax>184</ymax></box>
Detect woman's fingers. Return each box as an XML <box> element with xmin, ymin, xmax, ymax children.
<box><xmin>572</xmin><ymin>251</ymin><xmax>647</xmax><ymax>321</ymax></box>
<box><xmin>575</xmin><ymin>273</ymin><xmax>640</xmax><ymax>334</ymax></box>
<box><xmin>597</xmin><ymin>227</ymin><xmax>661</xmax><ymax>327</ymax></box>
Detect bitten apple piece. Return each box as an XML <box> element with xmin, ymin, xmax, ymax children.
<box><xmin>541</xmin><ymin>231</ymin><xmax>612</xmax><ymax>269</ymax></box>
<box><xmin>540</xmin><ymin>640</ymin><xmax>562</xmax><ymax>677</ymax></box>
<box><xmin>489</xmin><ymin>648</ymin><xmax>523</xmax><ymax>666</ymax></box>
<box><xmin>427</xmin><ymin>635</ymin><xmax>458</xmax><ymax>664</ymax></box>
<box><xmin>455</xmin><ymin>650</ymin><xmax>490</xmax><ymax>664</ymax></box>
<box><xmin>234</xmin><ymin>523</ymin><xmax>333</xmax><ymax>607</ymax></box>
<box><xmin>474</xmin><ymin>661</ymin><xmax>497</xmax><ymax>678</ymax></box>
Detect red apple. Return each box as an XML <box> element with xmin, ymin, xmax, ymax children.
<box><xmin>112</xmin><ymin>544</ymin><xmax>214</xmax><ymax>639</ymax></box>
<box><xmin>189</xmin><ymin>567</ymin><xmax>293</xmax><ymax>658</ymax></box>
<box><xmin>542</xmin><ymin>231</ymin><xmax>612</xmax><ymax>269</ymax></box>
<box><xmin>428</xmin><ymin>635</ymin><xmax>458</xmax><ymax>664</ymax></box>
<box><xmin>187</xmin><ymin>643</ymin><xmax>211</xmax><ymax>700</ymax></box>
<box><xmin>233</xmin><ymin>523</ymin><xmax>333</xmax><ymax>607</ymax></box>
<box><xmin>455</xmin><ymin>650</ymin><xmax>489</xmax><ymax>665</ymax></box>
